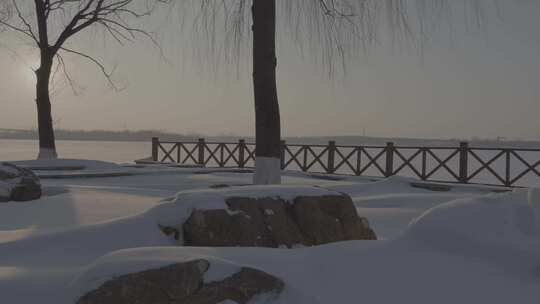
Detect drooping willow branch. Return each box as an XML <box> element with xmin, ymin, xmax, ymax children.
<box><xmin>180</xmin><ymin>0</ymin><xmax>496</xmax><ymax>75</ymax></box>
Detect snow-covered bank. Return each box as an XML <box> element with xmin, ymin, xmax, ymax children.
<box><xmin>0</xmin><ymin>161</ymin><xmax>538</xmax><ymax>303</ymax></box>
<box><xmin>406</xmin><ymin>190</ymin><xmax>540</xmax><ymax>280</ymax></box>
<box><xmin>71</xmin><ymin>239</ymin><xmax>539</xmax><ymax>304</ymax></box>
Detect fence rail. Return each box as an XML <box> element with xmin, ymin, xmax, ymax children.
<box><xmin>150</xmin><ymin>137</ymin><xmax>540</xmax><ymax>187</ymax></box>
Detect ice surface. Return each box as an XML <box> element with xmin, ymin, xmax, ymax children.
<box><xmin>10</xmin><ymin>159</ymin><xmax>121</xmax><ymax>171</ymax></box>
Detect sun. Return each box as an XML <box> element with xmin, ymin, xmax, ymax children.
<box><xmin>22</xmin><ymin>66</ymin><xmax>36</xmax><ymax>84</ymax></box>
<box><xmin>20</xmin><ymin>59</ymin><xmax>39</xmax><ymax>86</ymax></box>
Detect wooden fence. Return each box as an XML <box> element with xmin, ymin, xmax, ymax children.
<box><xmin>151</xmin><ymin>137</ymin><xmax>540</xmax><ymax>187</ymax></box>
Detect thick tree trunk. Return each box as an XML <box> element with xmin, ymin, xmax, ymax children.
<box><xmin>252</xmin><ymin>0</ymin><xmax>281</xmax><ymax>184</ymax></box>
<box><xmin>35</xmin><ymin>51</ymin><xmax>57</xmax><ymax>159</ymax></box>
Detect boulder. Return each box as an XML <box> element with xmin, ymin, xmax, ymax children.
<box><xmin>184</xmin><ymin>208</ymin><xmax>275</xmax><ymax>247</ymax></box>
<box><xmin>0</xmin><ymin>163</ymin><xmax>41</xmax><ymax>202</ymax></box>
<box><xmin>189</xmin><ymin>267</ymin><xmax>284</xmax><ymax>304</ymax></box>
<box><xmin>226</xmin><ymin>197</ymin><xmax>307</xmax><ymax>247</ymax></box>
<box><xmin>293</xmin><ymin>195</ymin><xmax>377</xmax><ymax>243</ymax></box>
<box><xmin>181</xmin><ymin>193</ymin><xmax>376</xmax><ymax>248</ymax></box>
<box><xmin>77</xmin><ymin>260</ymin><xmax>284</xmax><ymax>304</ymax></box>
<box><xmin>77</xmin><ymin>260</ymin><xmax>208</xmax><ymax>304</ymax></box>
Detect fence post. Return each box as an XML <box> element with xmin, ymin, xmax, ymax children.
<box><xmin>504</xmin><ymin>150</ymin><xmax>511</xmax><ymax>187</ymax></box>
<box><xmin>459</xmin><ymin>142</ymin><xmax>469</xmax><ymax>183</ymax></box>
<box><xmin>198</xmin><ymin>138</ymin><xmax>206</xmax><ymax>166</ymax></box>
<box><xmin>151</xmin><ymin>137</ymin><xmax>159</xmax><ymax>162</ymax></box>
<box><xmin>327</xmin><ymin>141</ymin><xmax>336</xmax><ymax>174</ymax></box>
<box><xmin>280</xmin><ymin>140</ymin><xmax>286</xmax><ymax>169</ymax></box>
<box><xmin>421</xmin><ymin>148</ymin><xmax>427</xmax><ymax>180</ymax></box>
<box><xmin>385</xmin><ymin>142</ymin><xmax>394</xmax><ymax>177</ymax></box>
<box><xmin>238</xmin><ymin>139</ymin><xmax>246</xmax><ymax>168</ymax></box>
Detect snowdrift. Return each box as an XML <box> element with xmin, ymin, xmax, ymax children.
<box><xmin>1</xmin><ymin>173</ymin><xmax>539</xmax><ymax>304</ymax></box>
<box><xmin>405</xmin><ymin>189</ymin><xmax>540</xmax><ymax>280</ymax></box>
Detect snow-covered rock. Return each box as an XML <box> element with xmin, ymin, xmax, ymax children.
<box><xmin>148</xmin><ymin>186</ymin><xmax>345</xmax><ymax>232</ymax></box>
<box><xmin>0</xmin><ymin>163</ymin><xmax>41</xmax><ymax>202</ymax></box>
<box><xmin>74</xmin><ymin>249</ymin><xmax>284</xmax><ymax>304</ymax></box>
<box><xmin>153</xmin><ymin>185</ymin><xmax>376</xmax><ymax>247</ymax></box>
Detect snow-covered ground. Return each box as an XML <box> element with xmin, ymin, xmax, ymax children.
<box><xmin>0</xmin><ymin>159</ymin><xmax>538</xmax><ymax>303</ymax></box>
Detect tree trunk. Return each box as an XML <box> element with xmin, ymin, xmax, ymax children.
<box><xmin>252</xmin><ymin>0</ymin><xmax>281</xmax><ymax>184</ymax></box>
<box><xmin>35</xmin><ymin>51</ymin><xmax>57</xmax><ymax>159</ymax></box>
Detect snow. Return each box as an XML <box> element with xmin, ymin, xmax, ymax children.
<box><xmin>528</xmin><ymin>187</ymin><xmax>540</xmax><ymax>207</ymax></box>
<box><xmin>0</xmin><ymin>159</ymin><xmax>538</xmax><ymax>303</ymax></box>
<box><xmin>405</xmin><ymin>189</ymin><xmax>540</xmax><ymax>279</ymax></box>
<box><xmin>0</xmin><ymin>189</ymin><xmax>161</xmax><ymax>239</ymax></box>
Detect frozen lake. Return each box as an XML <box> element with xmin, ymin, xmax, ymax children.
<box><xmin>0</xmin><ymin>139</ymin><xmax>151</xmax><ymax>164</ymax></box>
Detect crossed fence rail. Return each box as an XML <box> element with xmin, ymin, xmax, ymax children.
<box><xmin>151</xmin><ymin>137</ymin><xmax>540</xmax><ymax>187</ymax></box>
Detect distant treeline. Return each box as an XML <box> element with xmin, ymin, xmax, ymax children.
<box><xmin>0</xmin><ymin>128</ymin><xmax>206</xmax><ymax>142</ymax></box>
<box><xmin>284</xmin><ymin>136</ymin><xmax>540</xmax><ymax>149</ymax></box>
<box><xmin>1</xmin><ymin>128</ymin><xmax>539</xmax><ymax>149</ymax></box>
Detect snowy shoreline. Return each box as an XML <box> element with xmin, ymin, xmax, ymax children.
<box><xmin>0</xmin><ymin>159</ymin><xmax>538</xmax><ymax>303</ymax></box>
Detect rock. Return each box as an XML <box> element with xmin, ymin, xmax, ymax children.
<box><xmin>0</xmin><ymin>163</ymin><xmax>41</xmax><ymax>202</ymax></box>
<box><xmin>410</xmin><ymin>182</ymin><xmax>452</xmax><ymax>192</ymax></box>
<box><xmin>184</xmin><ymin>209</ymin><xmax>273</xmax><ymax>247</ymax></box>
<box><xmin>0</xmin><ymin>190</ymin><xmax>9</xmax><ymax>202</ymax></box>
<box><xmin>227</xmin><ymin>197</ymin><xmax>307</xmax><ymax>247</ymax></box>
<box><xmin>77</xmin><ymin>260</ymin><xmax>209</xmax><ymax>304</ymax></box>
<box><xmin>181</xmin><ymin>193</ymin><xmax>376</xmax><ymax>248</ymax></box>
<box><xmin>158</xmin><ymin>224</ymin><xmax>181</xmax><ymax>241</ymax></box>
<box><xmin>209</xmin><ymin>184</ymin><xmax>231</xmax><ymax>189</ymax></box>
<box><xmin>10</xmin><ymin>181</ymin><xmax>42</xmax><ymax>201</ymax></box>
<box><xmin>76</xmin><ymin>260</ymin><xmax>284</xmax><ymax>304</ymax></box>
<box><xmin>293</xmin><ymin>195</ymin><xmax>377</xmax><ymax>243</ymax></box>
<box><xmin>188</xmin><ymin>267</ymin><xmax>284</xmax><ymax>304</ymax></box>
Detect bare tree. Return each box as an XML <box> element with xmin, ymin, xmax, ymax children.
<box><xmin>185</xmin><ymin>0</ymin><xmax>492</xmax><ymax>184</ymax></box>
<box><xmin>0</xmin><ymin>0</ymin><xmax>164</xmax><ymax>159</ymax></box>
<box><xmin>250</xmin><ymin>0</ymin><xmax>280</xmax><ymax>184</ymax></box>
<box><xmin>0</xmin><ymin>2</ymin><xmax>9</xmax><ymax>23</ymax></box>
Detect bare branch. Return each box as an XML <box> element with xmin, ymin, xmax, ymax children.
<box><xmin>54</xmin><ymin>52</ymin><xmax>80</xmax><ymax>95</ymax></box>
<box><xmin>1</xmin><ymin>0</ymin><xmax>165</xmax><ymax>88</ymax></box>
<box><xmin>59</xmin><ymin>45</ymin><xmax>119</xmax><ymax>90</ymax></box>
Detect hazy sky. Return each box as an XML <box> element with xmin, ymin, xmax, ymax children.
<box><xmin>1</xmin><ymin>1</ymin><xmax>540</xmax><ymax>140</ymax></box>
